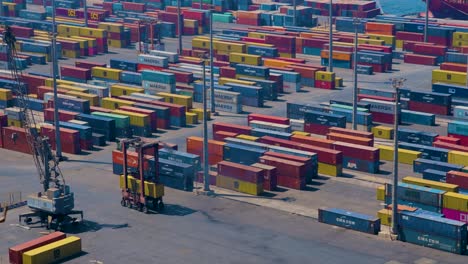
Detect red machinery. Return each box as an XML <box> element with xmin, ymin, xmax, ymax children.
<box><xmin>120</xmin><ymin>138</ymin><xmax>164</xmax><ymax>213</ymax></box>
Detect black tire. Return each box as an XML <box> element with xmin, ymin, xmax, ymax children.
<box><xmin>120</xmin><ymin>199</ymin><xmax>126</xmax><ymax>207</ymax></box>
<box><xmin>142</xmin><ymin>205</ymin><xmax>149</xmax><ymax>214</ymax></box>
<box><xmin>157</xmin><ymin>200</ymin><xmax>164</xmax><ymax>212</ymax></box>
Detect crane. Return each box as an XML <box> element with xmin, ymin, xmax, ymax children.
<box><xmin>137</xmin><ymin>18</ymin><xmax>162</xmax><ymax>54</ymax></box>
<box><xmin>2</xmin><ymin>26</ymin><xmax>83</xmax><ymax>230</ymax></box>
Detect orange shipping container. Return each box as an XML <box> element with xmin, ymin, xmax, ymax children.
<box><xmin>365</xmin><ymin>22</ymin><xmax>395</xmax><ymax>36</ymax></box>
<box><xmin>262</xmin><ymin>58</ymin><xmax>294</xmax><ymax>68</ymax></box>
<box><xmin>320</xmin><ymin>50</ymin><xmax>352</xmax><ymax>61</ymax></box>
<box><xmin>326</xmin><ymin>133</ymin><xmax>374</xmax><ymax>147</ymax></box>
<box><xmin>186</xmin><ymin>136</ymin><xmax>225</xmax><ymax>157</ymax></box>
<box><xmin>290</xmin><ymin>134</ymin><xmax>335</xmax><ymax>149</ymax></box>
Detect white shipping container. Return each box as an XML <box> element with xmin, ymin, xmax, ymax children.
<box><xmin>207</xmin><ymin>89</ymin><xmax>240</xmax><ymax>104</ymax></box>
<box><xmin>361</xmin><ymin>99</ymin><xmax>396</xmax><ymax>114</ymax></box>
<box><xmin>138</xmin><ymin>54</ymin><xmax>168</xmax><ymax>67</ymax></box>
<box><xmin>142</xmin><ymin>80</ymin><xmax>175</xmax><ymax>94</ymax></box>
<box><xmin>290</xmin><ymin>118</ymin><xmax>305</xmax><ymax>132</ymax></box>
<box><xmin>454</xmin><ymin>106</ymin><xmax>468</xmax><ymax>120</ymax></box>
<box><xmin>209</xmin><ymin>101</ymin><xmax>242</xmax><ymax>114</ymax></box>
<box><xmin>249</xmin><ymin>120</ymin><xmax>292</xmax><ymax>133</ymax></box>
<box><xmin>149</xmin><ymin>50</ymin><xmax>179</xmax><ymax>63</ymax></box>
<box><xmin>74</xmin><ymin>83</ymin><xmax>109</xmax><ymax>98</ymax></box>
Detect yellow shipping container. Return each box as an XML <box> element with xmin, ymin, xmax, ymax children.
<box><xmin>184</xmin><ymin>19</ymin><xmax>198</xmax><ymax>28</ymax></box>
<box><xmin>65</xmin><ymin>91</ymin><xmax>99</xmax><ymax>106</ymax></box>
<box><xmin>57</xmin><ymin>25</ymin><xmax>81</xmax><ymax>37</ymax></box>
<box><xmin>186</xmin><ymin>112</ymin><xmax>198</xmax><ymax>125</ymax></box>
<box><xmin>70</xmin><ymin>36</ymin><xmax>97</xmax><ymax>48</ymax></box>
<box><xmin>98</xmin><ymin>22</ymin><xmax>124</xmax><ymax>33</ymax></box>
<box><xmin>292</xmin><ymin>131</ymin><xmax>310</xmax><ymax>136</ymax></box>
<box><xmin>156</xmin><ymin>92</ymin><xmax>193</xmax><ymax>109</ymax></box>
<box><xmin>452</xmin><ymin>40</ymin><xmax>468</xmax><ymax>48</ymax></box>
<box><xmin>453</xmin><ymin>32</ymin><xmax>468</xmax><ymax>41</ymax></box>
<box><xmin>192</xmin><ymin>38</ymin><xmax>210</xmax><ymax>49</ymax></box>
<box><xmin>46</xmin><ymin>79</ymin><xmax>76</xmax><ymax>87</ymax></box>
<box><xmin>372</xmin><ymin>125</ymin><xmax>393</xmax><ymax>139</ymax></box>
<box><xmin>396</xmin><ymin>40</ymin><xmax>404</xmax><ymax>49</ymax></box>
<box><xmin>263</xmin><ymin>58</ymin><xmax>293</xmax><ymax>68</ymax></box>
<box><xmin>248</xmin><ymin>32</ymin><xmax>266</xmax><ymax>39</ymax></box>
<box><xmin>112</xmin><ymin>110</ymin><xmax>149</xmax><ymax>127</ymax></box>
<box><xmin>377</xmin><ymin>145</ymin><xmax>422</xmax><ymax>165</ymax></box>
<box><xmin>235</xmin><ymin>74</ymin><xmax>264</xmax><ymax>80</ymax></box>
<box><xmin>236</xmin><ymin>134</ymin><xmax>259</xmax><ymax>141</ymax></box>
<box><xmin>367</xmin><ymin>34</ymin><xmax>396</xmax><ymax>47</ymax></box>
<box><xmin>402</xmin><ymin>176</ymin><xmax>459</xmax><ymax>193</ymax></box>
<box><xmin>217</xmin><ymin>42</ymin><xmax>246</xmax><ymax>53</ymax></box>
<box><xmin>229</xmin><ymin>52</ymin><xmax>261</xmax><ymax>66</ymax></box>
<box><xmin>358</xmin><ymin>38</ymin><xmax>385</xmax><ymax>45</ymax></box>
<box><xmin>443</xmin><ymin>192</ymin><xmax>468</xmax><ymax>212</ymax></box>
<box><xmin>62</xmin><ymin>49</ymin><xmax>80</xmax><ymax>58</ymax></box>
<box><xmin>22</xmin><ymin>236</ymin><xmax>81</xmax><ymax>264</ymax></box>
<box><xmin>9</xmin><ymin>119</ymin><xmax>23</xmax><ymax>128</ymax></box>
<box><xmin>57</xmin><ymin>84</ymin><xmax>89</xmax><ymax>93</ymax></box>
<box><xmin>189</xmin><ymin>108</ymin><xmax>211</xmax><ymax>120</ymax></box>
<box><xmin>58</xmin><ymin>37</ymin><xmax>87</xmax><ymax>49</ymax></box>
<box><xmin>216</xmin><ymin>174</ymin><xmax>263</xmax><ymax>196</ymax></box>
<box><xmin>278</xmin><ymin>52</ymin><xmax>294</xmax><ymax>58</ymax></box>
<box><xmin>318</xmin><ymin>162</ymin><xmax>341</xmax><ymax>177</ymax></box>
<box><xmin>335</xmin><ymin>77</ymin><xmax>343</xmax><ymax>88</ymax></box>
<box><xmin>119</xmin><ymin>175</ymin><xmax>138</xmax><ymax>190</ymax></box>
<box><xmin>120</xmin><ymin>175</ymin><xmax>164</xmax><ymax>198</ymax></box>
<box><xmin>218</xmin><ymin>77</ymin><xmax>256</xmax><ymax>86</ymax></box>
<box><xmin>92</xmin><ymin>67</ymin><xmax>122</xmax><ymax>81</ymax></box>
<box><xmin>245</xmin><ymin>42</ymin><xmax>274</xmax><ymax>49</ymax></box>
<box><xmin>448</xmin><ymin>150</ymin><xmax>468</xmax><ymax>166</ymax></box>
<box><xmin>111</xmin><ymin>84</ymin><xmax>144</xmax><ymax>97</ymax></box>
<box><xmin>376</xmin><ymin>185</ymin><xmax>385</xmax><ymax>201</ymax></box>
<box><xmin>0</xmin><ymin>88</ymin><xmax>12</xmax><ymax>101</ymax></box>
<box><xmin>101</xmin><ymin>97</ymin><xmax>135</xmax><ymax>110</ymax></box>
<box><xmin>377</xmin><ymin>209</ymin><xmax>392</xmax><ymax>226</ymax></box>
<box><xmin>108</xmin><ymin>39</ymin><xmax>126</xmax><ymax>48</ymax></box>
<box><xmin>315</xmin><ymin>71</ymin><xmax>335</xmax><ymax>82</ymax></box>
<box><xmin>432</xmin><ymin>70</ymin><xmax>467</xmax><ymax>85</ymax></box>
<box><xmin>79</xmin><ymin>27</ymin><xmax>106</xmax><ymax>38</ymax></box>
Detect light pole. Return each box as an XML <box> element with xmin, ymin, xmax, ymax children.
<box><xmin>293</xmin><ymin>0</ymin><xmax>296</xmax><ymax>27</ymax></box>
<box><xmin>352</xmin><ymin>18</ymin><xmax>360</xmax><ymax>130</ymax></box>
<box><xmin>201</xmin><ymin>56</ymin><xmax>210</xmax><ymax>192</ymax></box>
<box><xmin>424</xmin><ymin>0</ymin><xmax>429</xmax><ymax>42</ymax></box>
<box><xmin>328</xmin><ymin>0</ymin><xmax>333</xmax><ymax>72</ymax></box>
<box><xmin>52</xmin><ymin>0</ymin><xmax>62</xmax><ymax>159</ymax></box>
<box><xmin>209</xmin><ymin>1</ymin><xmax>216</xmax><ymax>115</ymax></box>
<box><xmin>390</xmin><ymin>77</ymin><xmax>406</xmax><ymax>236</ymax></box>
<box><xmin>177</xmin><ymin>0</ymin><xmax>182</xmax><ymax>55</ymax></box>
<box><xmin>84</xmin><ymin>0</ymin><xmax>88</xmax><ymax>27</ymax></box>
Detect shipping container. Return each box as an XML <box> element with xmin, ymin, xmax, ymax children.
<box><xmin>9</xmin><ymin>232</ymin><xmax>66</xmax><ymax>264</ymax></box>
<box><xmin>402</xmin><ymin>176</ymin><xmax>458</xmax><ymax>192</ymax></box>
<box><xmin>22</xmin><ymin>236</ymin><xmax>81</xmax><ymax>264</ymax></box>
<box><xmin>318</xmin><ymin>208</ymin><xmax>381</xmax><ymax>235</ymax></box>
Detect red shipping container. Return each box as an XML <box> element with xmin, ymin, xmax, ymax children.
<box><xmin>137</xmin><ymin>64</ymin><xmax>164</xmax><ymax>72</ymax></box>
<box><xmin>372</xmin><ymin>112</ymin><xmax>395</xmax><ymax>124</ymax></box>
<box><xmin>328</xmin><ymin>127</ymin><xmax>374</xmax><ymax>139</ymax></box>
<box><xmin>60</xmin><ymin>65</ymin><xmax>91</xmax><ymax>80</ymax></box>
<box><xmin>277</xmin><ymin>174</ymin><xmax>307</xmax><ymax>190</ymax></box>
<box><xmin>396</xmin><ymin>31</ymin><xmax>424</xmax><ymax>42</ymax></box>
<box><xmin>413</xmin><ymin>44</ymin><xmax>447</xmax><ymax>56</ymax></box>
<box><xmin>327</xmin><ymin>132</ymin><xmax>374</xmax><ymax>147</ymax></box>
<box><xmin>196</xmin><ymin>170</ymin><xmax>217</xmax><ymax>186</ymax></box>
<box><xmin>219</xmin><ymin>67</ymin><xmax>236</xmax><ymax>78</ymax></box>
<box><xmin>304</xmin><ymin>123</ymin><xmax>331</xmax><ymax>136</ymax></box>
<box><xmin>333</xmin><ymin>141</ymin><xmax>379</xmax><ymax>161</ymax></box>
<box><xmin>446</xmin><ymin>171</ymin><xmax>468</xmax><ymax>189</ymax></box>
<box><xmin>433</xmin><ymin>141</ymin><xmax>468</xmax><ymax>152</ymax></box>
<box><xmin>212</xmin><ymin>122</ymin><xmax>252</xmax><ymax>135</ymax></box>
<box><xmin>291</xmin><ymin>134</ymin><xmax>335</xmax><ymax>149</ymax></box>
<box><xmin>264</xmin><ymin>151</ymin><xmax>313</xmax><ymax>182</ymax></box>
<box><xmin>21</xmin><ymin>74</ymin><xmax>47</xmax><ymax>95</ymax></box>
<box><xmin>448</xmin><ymin>133</ymin><xmax>468</xmax><ymax>146</ymax></box>
<box><xmin>122</xmin><ymin>2</ymin><xmax>146</xmax><ymax>12</ymax></box>
<box><xmin>440</xmin><ymin>62</ymin><xmax>468</xmax><ymax>73</ymax></box>
<box><xmin>247</xmin><ymin>113</ymin><xmax>289</xmax><ymax>125</ymax></box>
<box><xmin>3</xmin><ymin>127</ymin><xmax>32</xmax><ymax>154</ymax></box>
<box><xmin>213</xmin><ymin>61</ymin><xmax>230</xmax><ymax>67</ymax></box>
<box><xmin>259</xmin><ymin>155</ymin><xmax>306</xmax><ymax>180</ymax></box>
<box><xmin>9</xmin><ymin>232</ymin><xmax>67</xmax><ymax>264</ymax></box>
<box><xmin>149</xmin><ymin>101</ymin><xmax>185</xmax><ymax>118</ymax></box>
<box><xmin>217</xmin><ymin>161</ymin><xmax>264</xmax><ymax>184</ymax></box>
<box><xmin>314</xmin><ymin>80</ymin><xmax>335</xmax><ymax>90</ymax></box>
<box><xmin>40</xmin><ymin>125</ymin><xmax>81</xmax><ymax>154</ymax></box>
<box><xmin>435</xmin><ymin>136</ymin><xmax>460</xmax><ymax>145</ymax></box>
<box><xmin>258</xmin><ymin>136</ymin><xmax>342</xmax><ymax>165</ymax></box>
<box><xmin>252</xmin><ymin>163</ymin><xmax>277</xmax><ymax>191</ymax></box>
<box><xmin>36</xmin><ymin>86</ymin><xmax>68</xmax><ymax>100</ymax></box>
<box><xmin>75</xmin><ymin>60</ymin><xmax>106</xmax><ymax>69</ymax></box>
<box><xmin>241</xmin><ymin>37</ymin><xmax>266</xmax><ymax>44</ymax></box>
<box><xmin>43</xmin><ymin>108</ymin><xmax>79</xmax><ymax>122</ymax></box>
<box><xmin>214</xmin><ymin>131</ymin><xmax>238</xmax><ymax>141</ymax></box>
<box><xmin>112</xmin><ymin>150</ymin><xmax>152</xmax><ymax>170</ymax></box>
<box><xmin>404</xmin><ymin>54</ymin><xmax>437</xmax><ymax>66</ymax></box>
<box><xmin>80</xmin><ymin>139</ymin><xmax>93</xmax><ymax>150</ymax></box>
<box><xmin>359</xmin><ymin>44</ymin><xmax>393</xmax><ymax>54</ymax></box>
<box><xmin>10</xmin><ymin>26</ymin><xmax>34</xmax><ymax>38</ymax></box>
<box><xmin>408</xmin><ymin>101</ymin><xmax>450</xmax><ymax>116</ymax></box>
<box><xmin>162</xmin><ymin>69</ymin><xmax>194</xmax><ymax>83</ymax></box>
<box><xmin>119</xmin><ymin>106</ymin><xmax>158</xmax><ymax>131</ymax></box>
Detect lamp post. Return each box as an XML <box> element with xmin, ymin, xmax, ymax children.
<box><xmin>293</xmin><ymin>0</ymin><xmax>296</xmax><ymax>27</ymax></box>
<box><xmin>352</xmin><ymin>18</ymin><xmax>360</xmax><ymax>130</ymax></box>
<box><xmin>424</xmin><ymin>0</ymin><xmax>429</xmax><ymax>42</ymax></box>
<box><xmin>328</xmin><ymin>0</ymin><xmax>333</xmax><ymax>72</ymax></box>
<box><xmin>390</xmin><ymin>77</ymin><xmax>406</xmax><ymax>236</ymax></box>
<box><xmin>177</xmin><ymin>0</ymin><xmax>182</xmax><ymax>55</ymax></box>
<box><xmin>201</xmin><ymin>56</ymin><xmax>210</xmax><ymax>192</ymax></box>
<box><xmin>209</xmin><ymin>1</ymin><xmax>216</xmax><ymax>115</ymax></box>
<box><xmin>84</xmin><ymin>0</ymin><xmax>88</xmax><ymax>27</ymax></box>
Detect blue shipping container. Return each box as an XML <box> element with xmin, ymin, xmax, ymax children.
<box><xmin>422</xmin><ymin>169</ymin><xmax>447</xmax><ymax>182</ymax></box>
<box><xmin>223</xmin><ymin>143</ymin><xmax>266</xmax><ymax>166</ymax></box>
<box><xmin>318</xmin><ymin>208</ymin><xmax>381</xmax><ymax>235</ymax></box>
<box><xmin>398</xmin><ymin>142</ymin><xmax>448</xmax><ymax>162</ymax></box>
<box><xmin>399</xmin><ymin>228</ymin><xmax>467</xmax><ymax>254</ymax></box>
<box><xmin>413</xmin><ymin>158</ymin><xmax>464</xmax><ymax>173</ymax></box>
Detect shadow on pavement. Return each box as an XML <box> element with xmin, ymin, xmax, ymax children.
<box><xmin>160</xmin><ymin>204</ymin><xmax>197</xmax><ymax>216</ymax></box>
<box><xmin>66</xmin><ymin>220</ymin><xmax>131</xmax><ymax>234</ymax></box>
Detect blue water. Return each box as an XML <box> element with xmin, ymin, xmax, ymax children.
<box><xmin>378</xmin><ymin>0</ymin><xmax>427</xmax><ymax>16</ymax></box>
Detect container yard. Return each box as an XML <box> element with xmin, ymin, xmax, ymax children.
<box><xmin>1</xmin><ymin>0</ymin><xmax>468</xmax><ymax>263</ymax></box>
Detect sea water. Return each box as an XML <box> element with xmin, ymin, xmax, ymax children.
<box><xmin>378</xmin><ymin>0</ymin><xmax>427</xmax><ymax>16</ymax></box>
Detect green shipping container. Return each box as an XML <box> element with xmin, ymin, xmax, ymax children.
<box><xmin>92</xmin><ymin>112</ymin><xmax>130</xmax><ymax>129</ymax></box>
